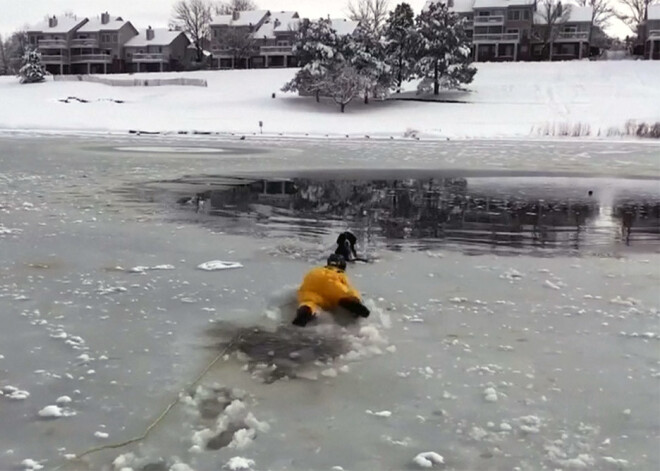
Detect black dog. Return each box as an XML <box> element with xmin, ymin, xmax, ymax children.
<box><xmin>335</xmin><ymin>231</ymin><xmax>358</xmax><ymax>261</ymax></box>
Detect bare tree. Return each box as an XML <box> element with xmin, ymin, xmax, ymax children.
<box><xmin>616</xmin><ymin>0</ymin><xmax>658</xmax><ymax>33</ymax></box>
<box><xmin>218</xmin><ymin>26</ymin><xmax>256</xmax><ymax>68</ymax></box>
<box><xmin>347</xmin><ymin>0</ymin><xmax>390</xmax><ymax>35</ymax></box>
<box><xmin>536</xmin><ymin>0</ymin><xmax>572</xmax><ymax>60</ymax></box>
<box><xmin>5</xmin><ymin>30</ymin><xmax>28</xmax><ymax>75</ymax></box>
<box><xmin>575</xmin><ymin>0</ymin><xmax>615</xmax><ymax>43</ymax></box>
<box><xmin>172</xmin><ymin>0</ymin><xmax>213</xmax><ymax>62</ymax></box>
<box><xmin>215</xmin><ymin>0</ymin><xmax>257</xmax><ymax>15</ymax></box>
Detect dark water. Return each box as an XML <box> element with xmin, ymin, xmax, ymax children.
<box><xmin>121</xmin><ymin>171</ymin><xmax>660</xmax><ymax>254</ymax></box>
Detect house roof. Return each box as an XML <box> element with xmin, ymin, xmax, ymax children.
<box><xmin>77</xmin><ymin>15</ymin><xmax>130</xmax><ymax>32</ymax></box>
<box><xmin>649</xmin><ymin>5</ymin><xmax>660</xmax><ymax>21</ymax></box>
<box><xmin>424</xmin><ymin>0</ymin><xmax>475</xmax><ymax>14</ymax></box>
<box><xmin>329</xmin><ymin>18</ymin><xmax>359</xmax><ymax>36</ymax></box>
<box><xmin>473</xmin><ymin>0</ymin><xmax>535</xmax><ymax>8</ymax></box>
<box><xmin>124</xmin><ymin>29</ymin><xmax>189</xmax><ymax>47</ymax></box>
<box><xmin>253</xmin><ymin>11</ymin><xmax>299</xmax><ymax>39</ymax></box>
<box><xmin>211</xmin><ymin>10</ymin><xmax>270</xmax><ymax>27</ymax></box>
<box><xmin>27</xmin><ymin>16</ymin><xmax>87</xmax><ymax>34</ymax></box>
<box><xmin>534</xmin><ymin>5</ymin><xmax>593</xmax><ymax>24</ymax></box>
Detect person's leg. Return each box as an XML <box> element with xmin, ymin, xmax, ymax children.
<box><xmin>339</xmin><ymin>298</ymin><xmax>370</xmax><ymax>318</ymax></box>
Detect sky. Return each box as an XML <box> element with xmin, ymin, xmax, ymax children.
<box><xmin>1</xmin><ymin>0</ymin><xmax>630</xmax><ymax>39</ymax></box>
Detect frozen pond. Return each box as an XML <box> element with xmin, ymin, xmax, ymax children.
<box><xmin>0</xmin><ymin>135</ymin><xmax>659</xmax><ymax>471</ymax></box>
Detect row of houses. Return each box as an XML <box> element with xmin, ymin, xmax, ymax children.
<box><xmin>27</xmin><ymin>13</ymin><xmax>191</xmax><ymax>75</ymax></box>
<box><xmin>26</xmin><ymin>10</ymin><xmax>357</xmax><ymax>75</ymax></box>
<box><xmin>25</xmin><ymin>3</ymin><xmax>660</xmax><ymax>75</ymax></box>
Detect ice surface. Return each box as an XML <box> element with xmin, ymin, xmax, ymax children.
<box><xmin>0</xmin><ymin>135</ymin><xmax>658</xmax><ymax>471</ymax></box>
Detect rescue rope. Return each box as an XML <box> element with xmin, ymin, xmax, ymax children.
<box><xmin>52</xmin><ymin>333</ymin><xmax>243</xmax><ymax>469</ymax></box>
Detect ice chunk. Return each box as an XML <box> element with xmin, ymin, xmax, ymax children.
<box><xmin>224</xmin><ymin>456</ymin><xmax>255</xmax><ymax>470</ymax></box>
<box><xmin>483</xmin><ymin>387</ymin><xmax>498</xmax><ymax>402</ymax></box>
<box><xmin>366</xmin><ymin>409</ymin><xmax>392</xmax><ymax>418</ymax></box>
<box><xmin>56</xmin><ymin>396</ymin><xmax>72</xmax><ymax>404</ymax></box>
<box><xmin>544</xmin><ymin>280</ymin><xmax>561</xmax><ymax>290</ymax></box>
<box><xmin>20</xmin><ymin>459</ymin><xmax>43</xmax><ymax>470</ymax></box>
<box><xmin>198</xmin><ymin>261</ymin><xmax>243</xmax><ymax>271</ymax></box>
<box><xmin>94</xmin><ymin>431</ymin><xmax>109</xmax><ymax>439</ymax></box>
<box><xmin>413</xmin><ymin>451</ymin><xmax>444</xmax><ymax>468</ymax></box>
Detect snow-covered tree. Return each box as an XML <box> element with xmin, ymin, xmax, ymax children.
<box><xmin>328</xmin><ymin>64</ymin><xmax>363</xmax><ymax>113</ymax></box>
<box><xmin>283</xmin><ymin>18</ymin><xmax>345</xmax><ymax>103</ymax></box>
<box><xmin>348</xmin><ymin>25</ymin><xmax>393</xmax><ymax>104</ymax></box>
<box><xmin>18</xmin><ymin>48</ymin><xmax>46</xmax><ymax>84</ymax></box>
<box><xmin>414</xmin><ymin>1</ymin><xmax>475</xmax><ymax>95</ymax></box>
<box><xmin>383</xmin><ymin>2</ymin><xmax>416</xmax><ymax>93</ymax></box>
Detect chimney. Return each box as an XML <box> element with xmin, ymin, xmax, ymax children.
<box><xmin>232</xmin><ymin>10</ymin><xmax>240</xmax><ymax>21</ymax></box>
<box><xmin>101</xmin><ymin>12</ymin><xmax>110</xmax><ymax>25</ymax></box>
<box><xmin>448</xmin><ymin>0</ymin><xmax>455</xmax><ymax>7</ymax></box>
<box><xmin>274</xmin><ymin>18</ymin><xmax>281</xmax><ymax>28</ymax></box>
<box><xmin>146</xmin><ymin>26</ymin><xmax>155</xmax><ymax>40</ymax></box>
<box><xmin>48</xmin><ymin>15</ymin><xmax>58</xmax><ymax>28</ymax></box>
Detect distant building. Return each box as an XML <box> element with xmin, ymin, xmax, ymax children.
<box><xmin>124</xmin><ymin>27</ymin><xmax>191</xmax><ymax>72</ymax></box>
<box><xmin>71</xmin><ymin>13</ymin><xmax>138</xmax><ymax>74</ymax></box>
<box><xmin>26</xmin><ymin>15</ymin><xmax>89</xmax><ymax>75</ymax></box>
<box><xmin>645</xmin><ymin>5</ymin><xmax>660</xmax><ymax>60</ymax></box>
<box><xmin>424</xmin><ymin>0</ymin><xmax>595</xmax><ymax>62</ymax></box>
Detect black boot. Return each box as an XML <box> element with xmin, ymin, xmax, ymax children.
<box><xmin>292</xmin><ymin>305</ymin><xmax>314</xmax><ymax>327</ymax></box>
<box><xmin>339</xmin><ymin>298</ymin><xmax>370</xmax><ymax>318</ymax></box>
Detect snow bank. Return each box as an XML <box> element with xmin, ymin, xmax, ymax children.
<box><xmin>1</xmin><ymin>62</ymin><xmax>658</xmax><ymax>139</ymax></box>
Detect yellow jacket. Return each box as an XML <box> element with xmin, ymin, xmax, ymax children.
<box><xmin>297</xmin><ymin>266</ymin><xmax>361</xmax><ymax>314</ymax></box>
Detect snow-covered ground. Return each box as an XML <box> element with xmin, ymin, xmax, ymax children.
<box><xmin>0</xmin><ymin>61</ymin><xmax>659</xmax><ymax>139</ymax></box>
<box><xmin>0</xmin><ymin>135</ymin><xmax>658</xmax><ymax>471</ymax></box>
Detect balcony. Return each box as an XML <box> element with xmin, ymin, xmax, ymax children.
<box><xmin>473</xmin><ymin>32</ymin><xmax>520</xmax><ymax>43</ymax></box>
<box><xmin>38</xmin><ymin>39</ymin><xmax>68</xmax><ymax>48</ymax></box>
<box><xmin>71</xmin><ymin>54</ymin><xmax>113</xmax><ymax>63</ymax></box>
<box><xmin>40</xmin><ymin>54</ymin><xmax>68</xmax><ymax>64</ymax></box>
<box><xmin>556</xmin><ymin>31</ymin><xmax>589</xmax><ymax>41</ymax></box>
<box><xmin>649</xmin><ymin>30</ymin><xmax>660</xmax><ymax>39</ymax></box>
<box><xmin>130</xmin><ymin>53</ymin><xmax>167</xmax><ymax>62</ymax></box>
<box><xmin>260</xmin><ymin>45</ymin><xmax>293</xmax><ymax>55</ymax></box>
<box><xmin>474</xmin><ymin>15</ymin><xmax>504</xmax><ymax>25</ymax></box>
<box><xmin>71</xmin><ymin>38</ymin><xmax>99</xmax><ymax>48</ymax></box>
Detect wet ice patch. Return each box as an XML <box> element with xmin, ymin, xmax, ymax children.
<box><xmin>198</xmin><ymin>260</ymin><xmax>243</xmax><ymax>271</ymax></box>
<box><xmin>366</xmin><ymin>409</ymin><xmax>392</xmax><ymax>418</ymax></box>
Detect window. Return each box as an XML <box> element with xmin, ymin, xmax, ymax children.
<box><xmin>112</xmin><ymin>34</ymin><xmax>118</xmax><ymax>42</ymax></box>
<box><xmin>523</xmin><ymin>10</ymin><xmax>530</xmax><ymax>20</ymax></box>
<box><xmin>508</xmin><ymin>10</ymin><xmax>520</xmax><ymax>21</ymax></box>
<box><xmin>158</xmin><ymin>47</ymin><xmax>163</xmax><ymax>53</ymax></box>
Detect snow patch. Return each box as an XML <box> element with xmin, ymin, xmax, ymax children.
<box><xmin>224</xmin><ymin>457</ymin><xmax>255</xmax><ymax>470</ymax></box>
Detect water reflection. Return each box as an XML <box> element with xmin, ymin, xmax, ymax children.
<box><xmin>171</xmin><ymin>175</ymin><xmax>660</xmax><ymax>253</ymax></box>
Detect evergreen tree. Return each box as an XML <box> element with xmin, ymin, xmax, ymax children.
<box><xmin>283</xmin><ymin>18</ymin><xmax>345</xmax><ymax>103</ymax></box>
<box><xmin>18</xmin><ymin>48</ymin><xmax>46</xmax><ymax>84</ymax></box>
<box><xmin>383</xmin><ymin>2</ymin><xmax>416</xmax><ymax>93</ymax></box>
<box><xmin>414</xmin><ymin>2</ymin><xmax>476</xmax><ymax>95</ymax></box>
<box><xmin>348</xmin><ymin>25</ymin><xmax>393</xmax><ymax>104</ymax></box>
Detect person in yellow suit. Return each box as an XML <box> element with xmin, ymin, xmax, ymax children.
<box><xmin>293</xmin><ymin>254</ymin><xmax>370</xmax><ymax>327</ymax></box>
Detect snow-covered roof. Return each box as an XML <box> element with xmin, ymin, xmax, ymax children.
<box><xmin>648</xmin><ymin>5</ymin><xmax>660</xmax><ymax>21</ymax></box>
<box><xmin>473</xmin><ymin>0</ymin><xmax>535</xmax><ymax>8</ymax></box>
<box><xmin>124</xmin><ymin>29</ymin><xmax>188</xmax><ymax>47</ymax></box>
<box><xmin>424</xmin><ymin>0</ymin><xmax>475</xmax><ymax>14</ymax></box>
<box><xmin>534</xmin><ymin>6</ymin><xmax>593</xmax><ymax>24</ymax></box>
<box><xmin>77</xmin><ymin>15</ymin><xmax>130</xmax><ymax>32</ymax></box>
<box><xmin>329</xmin><ymin>18</ymin><xmax>359</xmax><ymax>36</ymax></box>
<box><xmin>253</xmin><ymin>11</ymin><xmax>299</xmax><ymax>39</ymax></box>
<box><xmin>27</xmin><ymin>16</ymin><xmax>87</xmax><ymax>34</ymax></box>
<box><xmin>211</xmin><ymin>10</ymin><xmax>270</xmax><ymax>27</ymax></box>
